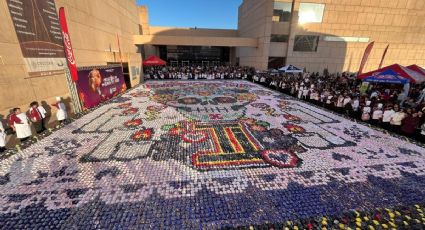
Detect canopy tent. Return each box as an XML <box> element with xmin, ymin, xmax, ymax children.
<box><xmin>268</xmin><ymin>69</ymin><xmax>279</xmax><ymax>75</ymax></box>
<box><xmin>358</xmin><ymin>68</ymin><xmax>409</xmax><ymax>84</ymax></box>
<box><xmin>278</xmin><ymin>65</ymin><xmax>303</xmax><ymax>73</ymax></box>
<box><xmin>406</xmin><ymin>64</ymin><xmax>425</xmax><ymax>78</ymax></box>
<box><xmin>357</xmin><ymin>64</ymin><xmax>425</xmax><ymax>84</ymax></box>
<box><xmin>143</xmin><ymin>56</ymin><xmax>166</xmax><ymax>66</ymax></box>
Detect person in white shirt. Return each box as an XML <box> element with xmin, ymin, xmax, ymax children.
<box><xmin>336</xmin><ymin>94</ymin><xmax>344</xmax><ymax>113</ymax></box>
<box><xmin>9</xmin><ymin>108</ymin><xmax>32</xmax><ymax>143</ymax></box>
<box><xmin>371</xmin><ymin>103</ymin><xmax>383</xmax><ymax>126</ymax></box>
<box><xmin>382</xmin><ymin>106</ymin><xmax>395</xmax><ymax>130</ymax></box>
<box><xmin>309</xmin><ymin>90</ymin><xmax>316</xmax><ymax>103</ymax></box>
<box><xmin>343</xmin><ymin>95</ymin><xmax>351</xmax><ymax>107</ymax></box>
<box><xmin>0</xmin><ymin>121</ymin><xmax>6</xmax><ymax>152</ymax></box>
<box><xmin>390</xmin><ymin>108</ymin><xmax>406</xmax><ymax>134</ymax></box>
<box><xmin>351</xmin><ymin>97</ymin><xmax>360</xmax><ymax>118</ymax></box>
<box><xmin>302</xmin><ymin>87</ymin><xmax>309</xmax><ymax>100</ymax></box>
<box><xmin>35</xmin><ymin>102</ymin><xmax>47</xmax><ymax>131</ymax></box>
<box><xmin>326</xmin><ymin>94</ymin><xmax>334</xmax><ymax>110</ymax></box>
<box><xmin>52</xmin><ymin>97</ymin><xmax>68</xmax><ymax>125</ymax></box>
<box><xmin>298</xmin><ymin>86</ymin><xmax>304</xmax><ymax>99</ymax></box>
<box><xmin>343</xmin><ymin>95</ymin><xmax>352</xmax><ymax>115</ymax></box>
<box><xmin>314</xmin><ymin>91</ymin><xmax>320</xmax><ymax>104</ymax></box>
<box><xmin>361</xmin><ymin>101</ymin><xmax>372</xmax><ymax>121</ymax></box>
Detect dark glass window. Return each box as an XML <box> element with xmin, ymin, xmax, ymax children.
<box><xmin>268</xmin><ymin>57</ymin><xmax>286</xmax><ymax>69</ymax></box>
<box><xmin>273</xmin><ymin>2</ymin><xmax>292</xmax><ymax>22</ymax></box>
<box><xmin>293</xmin><ymin>35</ymin><xmax>319</xmax><ymax>52</ymax></box>
<box><xmin>270</xmin><ymin>34</ymin><xmax>289</xmax><ymax>42</ymax></box>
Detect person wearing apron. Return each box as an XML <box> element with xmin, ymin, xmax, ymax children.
<box><xmin>52</xmin><ymin>97</ymin><xmax>67</xmax><ymax>125</ymax></box>
<box><xmin>10</xmin><ymin>108</ymin><xmax>32</xmax><ymax>143</ymax></box>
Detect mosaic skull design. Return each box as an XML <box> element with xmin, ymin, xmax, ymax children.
<box><xmin>151</xmin><ymin>83</ymin><xmax>254</xmax><ymax>121</ymax></box>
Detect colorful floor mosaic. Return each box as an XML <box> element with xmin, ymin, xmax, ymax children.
<box><xmin>1</xmin><ymin>80</ymin><xmax>425</xmax><ymax>229</ymax></box>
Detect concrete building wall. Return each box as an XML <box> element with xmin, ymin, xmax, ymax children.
<box><xmin>286</xmin><ymin>0</ymin><xmax>425</xmax><ymax>73</ymax></box>
<box><xmin>0</xmin><ymin>0</ymin><xmax>141</xmax><ymax>118</ymax></box>
<box><xmin>237</xmin><ymin>0</ymin><xmax>274</xmax><ymax>70</ymax></box>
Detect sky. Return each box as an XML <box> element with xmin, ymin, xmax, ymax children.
<box><xmin>136</xmin><ymin>0</ymin><xmax>243</xmax><ymax>29</ymax></box>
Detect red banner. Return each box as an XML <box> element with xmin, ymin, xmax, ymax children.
<box><xmin>59</xmin><ymin>7</ymin><xmax>78</xmax><ymax>81</ymax></box>
<box><xmin>378</xmin><ymin>44</ymin><xmax>389</xmax><ymax>69</ymax></box>
<box><xmin>358</xmin><ymin>41</ymin><xmax>375</xmax><ymax>75</ymax></box>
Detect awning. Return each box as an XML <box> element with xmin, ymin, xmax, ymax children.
<box><xmin>358</xmin><ymin>64</ymin><xmax>425</xmax><ymax>84</ymax></box>
<box><xmin>143</xmin><ymin>56</ymin><xmax>166</xmax><ymax>66</ymax></box>
<box><xmin>278</xmin><ymin>65</ymin><xmax>303</xmax><ymax>73</ymax></box>
<box><xmin>360</xmin><ymin>69</ymin><xmax>409</xmax><ymax>84</ymax></box>
<box><xmin>406</xmin><ymin>64</ymin><xmax>425</xmax><ymax>79</ymax></box>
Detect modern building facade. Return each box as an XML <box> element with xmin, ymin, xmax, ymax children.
<box><xmin>237</xmin><ymin>0</ymin><xmax>425</xmax><ymax>72</ymax></box>
<box><xmin>1</xmin><ymin>0</ymin><xmax>425</xmax><ymax>117</ymax></box>
<box><xmin>138</xmin><ymin>0</ymin><xmax>425</xmax><ymax>72</ymax></box>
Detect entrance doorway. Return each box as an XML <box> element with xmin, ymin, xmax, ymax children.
<box><xmin>107</xmin><ymin>62</ymin><xmax>131</xmax><ymax>89</ymax></box>
<box><xmin>170</xmin><ymin>61</ymin><xmax>178</xmax><ymax>67</ymax></box>
<box><xmin>181</xmin><ymin>60</ymin><xmax>190</xmax><ymax>66</ymax></box>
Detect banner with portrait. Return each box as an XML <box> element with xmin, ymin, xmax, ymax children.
<box><xmin>76</xmin><ymin>65</ymin><xmax>127</xmax><ymax>109</ymax></box>
<box><xmin>6</xmin><ymin>0</ymin><xmax>66</xmax><ymax>77</ymax></box>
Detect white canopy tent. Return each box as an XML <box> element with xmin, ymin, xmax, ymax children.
<box><xmin>278</xmin><ymin>65</ymin><xmax>303</xmax><ymax>73</ymax></box>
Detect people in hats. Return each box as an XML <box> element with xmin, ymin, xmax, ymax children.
<box><xmin>52</xmin><ymin>97</ymin><xmax>67</xmax><ymax>125</ymax></box>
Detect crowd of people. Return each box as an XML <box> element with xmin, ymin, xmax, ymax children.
<box><xmin>255</xmin><ymin>71</ymin><xmax>425</xmax><ymax>143</ymax></box>
<box><xmin>144</xmin><ymin>65</ymin><xmax>255</xmax><ymax>80</ymax></box>
<box><xmin>145</xmin><ymin>65</ymin><xmax>425</xmax><ymax>143</ymax></box>
<box><xmin>0</xmin><ymin>97</ymin><xmax>68</xmax><ymax>153</ymax></box>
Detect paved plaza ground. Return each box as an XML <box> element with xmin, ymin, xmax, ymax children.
<box><xmin>1</xmin><ymin>80</ymin><xmax>425</xmax><ymax>229</ymax></box>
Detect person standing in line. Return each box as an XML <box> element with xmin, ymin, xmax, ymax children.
<box><xmin>0</xmin><ymin>121</ymin><xmax>6</xmax><ymax>153</ymax></box>
<box><xmin>371</xmin><ymin>103</ymin><xmax>383</xmax><ymax>127</ymax></box>
<box><xmin>9</xmin><ymin>108</ymin><xmax>32</xmax><ymax>143</ymax></box>
<box><xmin>36</xmin><ymin>102</ymin><xmax>47</xmax><ymax>131</ymax></box>
<box><xmin>361</xmin><ymin>101</ymin><xmax>372</xmax><ymax>122</ymax></box>
<box><xmin>336</xmin><ymin>94</ymin><xmax>345</xmax><ymax>114</ymax></box>
<box><xmin>351</xmin><ymin>97</ymin><xmax>360</xmax><ymax>118</ymax></box>
<box><xmin>52</xmin><ymin>97</ymin><xmax>67</xmax><ymax>125</ymax></box>
<box><xmin>28</xmin><ymin>102</ymin><xmax>44</xmax><ymax>134</ymax></box>
<box><xmin>390</xmin><ymin>108</ymin><xmax>406</xmax><ymax>134</ymax></box>
<box><xmin>401</xmin><ymin>112</ymin><xmax>420</xmax><ymax>138</ymax></box>
<box><xmin>382</xmin><ymin>105</ymin><xmax>395</xmax><ymax>130</ymax></box>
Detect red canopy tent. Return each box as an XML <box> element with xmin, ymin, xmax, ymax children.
<box><xmin>406</xmin><ymin>64</ymin><xmax>425</xmax><ymax>78</ymax></box>
<box><xmin>143</xmin><ymin>56</ymin><xmax>166</xmax><ymax>66</ymax></box>
<box><xmin>357</xmin><ymin>64</ymin><xmax>425</xmax><ymax>84</ymax></box>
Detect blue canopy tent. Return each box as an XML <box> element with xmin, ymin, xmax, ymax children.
<box><xmin>278</xmin><ymin>65</ymin><xmax>303</xmax><ymax>73</ymax></box>
<box><xmin>360</xmin><ymin>68</ymin><xmax>409</xmax><ymax>84</ymax></box>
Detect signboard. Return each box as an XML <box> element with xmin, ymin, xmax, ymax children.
<box><xmin>76</xmin><ymin>66</ymin><xmax>127</xmax><ymax>109</ymax></box>
<box><xmin>359</xmin><ymin>82</ymin><xmax>369</xmax><ymax>94</ymax></box>
<box><xmin>6</xmin><ymin>0</ymin><xmax>66</xmax><ymax>77</ymax></box>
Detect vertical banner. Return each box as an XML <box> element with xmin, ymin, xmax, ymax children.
<box><xmin>59</xmin><ymin>7</ymin><xmax>78</xmax><ymax>81</ymax></box>
<box><xmin>6</xmin><ymin>0</ymin><xmax>66</xmax><ymax>77</ymax></box>
<box><xmin>76</xmin><ymin>66</ymin><xmax>127</xmax><ymax>109</ymax></box>
<box><xmin>358</xmin><ymin>41</ymin><xmax>375</xmax><ymax>75</ymax></box>
<box><xmin>378</xmin><ymin>44</ymin><xmax>389</xmax><ymax>69</ymax></box>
